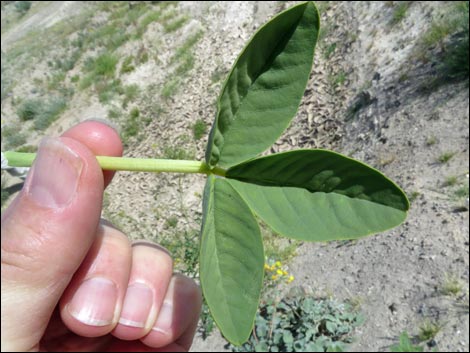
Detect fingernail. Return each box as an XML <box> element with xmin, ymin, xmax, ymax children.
<box><xmin>27</xmin><ymin>138</ymin><xmax>82</xmax><ymax>209</ymax></box>
<box><xmin>152</xmin><ymin>299</ymin><xmax>173</xmax><ymax>335</ymax></box>
<box><xmin>132</xmin><ymin>240</ymin><xmax>172</xmax><ymax>258</ymax></box>
<box><xmin>152</xmin><ymin>278</ymin><xmax>177</xmax><ymax>335</ymax></box>
<box><xmin>119</xmin><ymin>282</ymin><xmax>154</xmax><ymax>328</ymax></box>
<box><xmin>67</xmin><ymin>277</ymin><xmax>117</xmax><ymax>326</ymax></box>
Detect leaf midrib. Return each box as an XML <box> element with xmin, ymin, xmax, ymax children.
<box><xmin>226</xmin><ymin>175</ymin><xmax>408</xmax><ymax>212</ymax></box>
<box><xmin>208</xmin><ymin>179</ymin><xmax>241</xmax><ymax>338</ymax></box>
<box><xmin>216</xmin><ymin>7</ymin><xmax>306</xmax><ymax>163</ymax></box>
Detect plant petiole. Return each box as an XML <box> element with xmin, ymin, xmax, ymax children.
<box><xmin>2</xmin><ymin>151</ymin><xmax>226</xmax><ymax>177</ymax></box>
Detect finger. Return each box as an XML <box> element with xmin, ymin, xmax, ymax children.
<box><xmin>112</xmin><ymin>242</ymin><xmax>173</xmax><ymax>341</ymax></box>
<box><xmin>61</xmin><ymin>119</ymin><xmax>123</xmax><ymax>187</ymax></box>
<box><xmin>59</xmin><ymin>222</ymin><xmax>132</xmax><ymax>337</ymax></box>
<box><xmin>141</xmin><ymin>274</ymin><xmax>202</xmax><ymax>350</ymax></box>
<box><xmin>1</xmin><ymin>137</ymin><xmax>104</xmax><ymax>351</ymax></box>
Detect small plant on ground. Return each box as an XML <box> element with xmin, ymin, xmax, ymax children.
<box><xmin>121</xmin><ymin>107</ymin><xmax>140</xmax><ymax>145</ymax></box>
<box><xmin>323</xmin><ymin>42</ymin><xmax>337</xmax><ymax>59</ymax></box>
<box><xmin>15</xmin><ymin>96</ymin><xmax>67</xmax><ymax>130</ymax></box>
<box><xmin>192</xmin><ymin>119</ymin><xmax>207</xmax><ymax>140</ymax></box>
<box><xmin>330</xmin><ymin>70</ymin><xmax>347</xmax><ymax>87</ymax></box>
<box><xmin>389</xmin><ymin>2</ymin><xmax>411</xmax><ymax>25</ymax></box>
<box><xmin>426</xmin><ymin>135</ymin><xmax>437</xmax><ymax>146</ymax></box>
<box><xmin>390</xmin><ymin>332</ymin><xmax>424</xmax><ymax>352</ymax></box>
<box><xmin>4</xmin><ymin>2</ymin><xmax>409</xmax><ymax>345</ymax></box>
<box><xmin>437</xmin><ymin>151</ymin><xmax>456</xmax><ymax>163</ymax></box>
<box><xmin>120</xmin><ymin>56</ymin><xmax>135</xmax><ymax>74</ymax></box>
<box><xmin>443</xmin><ymin>175</ymin><xmax>458</xmax><ymax>187</ymax></box>
<box><xmin>418</xmin><ymin>320</ymin><xmax>441</xmax><ymax>342</ymax></box>
<box><xmin>407</xmin><ymin>191</ymin><xmax>420</xmax><ymax>204</ymax></box>
<box><xmin>454</xmin><ymin>184</ymin><xmax>469</xmax><ymax>200</ymax></box>
<box><xmin>439</xmin><ymin>1</ymin><xmax>469</xmax><ymax>81</ymax></box>
<box><xmin>441</xmin><ymin>273</ymin><xmax>464</xmax><ymax>296</ymax></box>
<box><xmin>417</xmin><ymin>1</ymin><xmax>469</xmax><ymax>87</ymax></box>
<box><xmin>93</xmin><ymin>53</ymin><xmax>119</xmax><ymax>77</ymax></box>
<box><xmin>231</xmin><ymin>295</ymin><xmax>363</xmax><ymax>352</ymax></box>
<box><xmin>33</xmin><ymin>96</ymin><xmax>67</xmax><ymax>130</ymax></box>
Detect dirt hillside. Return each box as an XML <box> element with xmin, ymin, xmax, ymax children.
<box><xmin>1</xmin><ymin>1</ymin><xmax>468</xmax><ymax>352</ymax></box>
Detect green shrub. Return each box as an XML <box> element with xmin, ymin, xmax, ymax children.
<box><xmin>17</xmin><ymin>99</ymin><xmax>42</xmax><ymax>121</ymax></box>
<box><xmin>15</xmin><ymin>1</ymin><xmax>31</xmax><ymax>15</ymax></box>
<box><xmin>121</xmin><ymin>107</ymin><xmax>140</xmax><ymax>144</ymax></box>
<box><xmin>93</xmin><ymin>53</ymin><xmax>118</xmax><ymax>78</ymax></box>
<box><xmin>122</xmin><ymin>84</ymin><xmax>140</xmax><ymax>108</ymax></box>
<box><xmin>33</xmin><ymin>97</ymin><xmax>67</xmax><ymax>130</ymax></box>
<box><xmin>130</xmin><ymin>107</ymin><xmax>140</xmax><ymax>119</ymax></box>
<box><xmin>420</xmin><ymin>1</ymin><xmax>469</xmax><ymax>83</ymax></box>
<box><xmin>161</xmin><ymin>79</ymin><xmax>179</xmax><ymax>99</ymax></box>
<box><xmin>231</xmin><ymin>295</ymin><xmax>363</xmax><ymax>352</ymax></box>
<box><xmin>47</xmin><ymin>71</ymin><xmax>66</xmax><ymax>91</ymax></box>
<box><xmin>78</xmin><ymin>74</ymin><xmax>94</xmax><ymax>90</ymax></box>
<box><xmin>2</xmin><ymin>125</ymin><xmax>27</xmax><ymax>150</ymax></box>
<box><xmin>120</xmin><ymin>56</ymin><xmax>135</xmax><ymax>74</ymax></box>
<box><xmin>390</xmin><ymin>2</ymin><xmax>411</xmax><ymax>25</ymax></box>
<box><xmin>441</xmin><ymin>34</ymin><xmax>469</xmax><ymax>80</ymax></box>
<box><xmin>97</xmin><ymin>79</ymin><xmax>123</xmax><ymax>103</ymax></box>
<box><xmin>107</xmin><ymin>107</ymin><xmax>121</xmax><ymax>120</ymax></box>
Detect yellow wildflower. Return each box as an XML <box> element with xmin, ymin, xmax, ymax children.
<box><xmin>275</xmin><ymin>261</ymin><xmax>282</xmax><ymax>267</ymax></box>
<box><xmin>271</xmin><ymin>275</ymin><xmax>278</xmax><ymax>280</ymax></box>
<box><xmin>276</xmin><ymin>269</ymin><xmax>283</xmax><ymax>275</ymax></box>
<box><xmin>282</xmin><ymin>270</ymin><xmax>288</xmax><ymax>276</ymax></box>
<box><xmin>287</xmin><ymin>275</ymin><xmax>295</xmax><ymax>283</ymax></box>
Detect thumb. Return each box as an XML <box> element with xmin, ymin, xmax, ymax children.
<box><xmin>1</xmin><ymin>137</ymin><xmax>104</xmax><ymax>351</ymax></box>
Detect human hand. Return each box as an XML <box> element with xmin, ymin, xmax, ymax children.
<box><xmin>1</xmin><ymin>121</ymin><xmax>202</xmax><ymax>352</ymax></box>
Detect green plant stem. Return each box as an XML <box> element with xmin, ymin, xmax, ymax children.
<box><xmin>4</xmin><ymin>151</ymin><xmax>226</xmax><ymax>176</ymax></box>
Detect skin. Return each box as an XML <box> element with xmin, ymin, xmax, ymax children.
<box><xmin>1</xmin><ymin>121</ymin><xmax>202</xmax><ymax>352</ymax></box>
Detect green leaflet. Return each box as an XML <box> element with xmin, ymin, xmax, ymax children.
<box><xmin>200</xmin><ymin>175</ymin><xmax>264</xmax><ymax>345</ymax></box>
<box><xmin>205</xmin><ymin>1</ymin><xmax>320</xmax><ymax>168</ymax></box>
<box><xmin>228</xmin><ymin>179</ymin><xmax>407</xmax><ymax>242</ymax></box>
<box><xmin>226</xmin><ymin>150</ymin><xmax>409</xmax><ymax>211</ymax></box>
<box><xmin>226</xmin><ymin>150</ymin><xmax>409</xmax><ymax>241</ymax></box>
